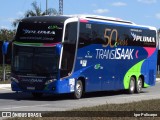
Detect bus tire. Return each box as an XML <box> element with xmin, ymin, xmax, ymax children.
<box><xmin>128</xmin><ymin>77</ymin><xmax>135</xmax><ymax>94</ymax></box>
<box><xmin>135</xmin><ymin>77</ymin><xmax>143</xmax><ymax>93</ymax></box>
<box><xmin>74</xmin><ymin>80</ymin><xmax>83</xmax><ymax>99</ymax></box>
<box><xmin>32</xmin><ymin>92</ymin><xmax>43</xmax><ymax>98</ymax></box>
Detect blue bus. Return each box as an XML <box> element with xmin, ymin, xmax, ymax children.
<box><xmin>11</xmin><ymin>15</ymin><xmax>158</xmax><ymax>99</ymax></box>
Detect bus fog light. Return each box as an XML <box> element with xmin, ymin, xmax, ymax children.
<box><xmin>45</xmin><ymin>79</ymin><xmax>57</xmax><ymax>85</ymax></box>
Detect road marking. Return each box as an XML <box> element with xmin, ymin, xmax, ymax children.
<box><xmin>1</xmin><ymin>104</ymin><xmax>51</xmax><ymax>110</ymax></box>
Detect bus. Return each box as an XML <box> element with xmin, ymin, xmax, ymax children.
<box><xmin>11</xmin><ymin>15</ymin><xmax>158</xmax><ymax>99</ymax></box>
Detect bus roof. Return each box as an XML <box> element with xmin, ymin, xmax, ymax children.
<box><xmin>20</xmin><ymin>15</ymin><xmax>157</xmax><ymax>31</ymax></box>
<box><xmin>68</xmin><ymin>14</ymin><xmax>134</xmax><ymax>24</ymax></box>
<box><xmin>66</xmin><ymin>14</ymin><xmax>157</xmax><ymax>31</ymax></box>
<box><xmin>20</xmin><ymin>16</ymin><xmax>70</xmax><ymax>23</ymax></box>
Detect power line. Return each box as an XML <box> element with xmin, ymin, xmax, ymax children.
<box><xmin>46</xmin><ymin>0</ymin><xmax>48</xmax><ymax>15</ymax></box>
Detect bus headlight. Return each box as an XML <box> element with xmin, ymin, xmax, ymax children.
<box><xmin>11</xmin><ymin>77</ymin><xmax>19</xmax><ymax>83</ymax></box>
<box><xmin>45</xmin><ymin>79</ymin><xmax>57</xmax><ymax>85</ymax></box>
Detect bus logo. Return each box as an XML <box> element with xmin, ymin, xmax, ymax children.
<box><xmin>94</xmin><ymin>64</ymin><xmax>103</xmax><ymax>70</ymax></box>
<box><xmin>131</xmin><ymin>32</ymin><xmax>155</xmax><ymax>43</ymax></box>
<box><xmin>85</xmin><ymin>51</ymin><xmax>93</xmax><ymax>58</ymax></box>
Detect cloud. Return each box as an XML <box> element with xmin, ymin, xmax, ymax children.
<box><xmin>0</xmin><ymin>26</ymin><xmax>9</xmax><ymax>29</ymax></box>
<box><xmin>93</xmin><ymin>9</ymin><xmax>109</xmax><ymax>14</ymax></box>
<box><xmin>111</xmin><ymin>2</ymin><xmax>127</xmax><ymax>6</ymax></box>
<box><xmin>17</xmin><ymin>11</ymin><xmax>24</xmax><ymax>16</ymax></box>
<box><xmin>137</xmin><ymin>0</ymin><xmax>157</xmax><ymax>4</ymax></box>
<box><xmin>156</xmin><ymin>13</ymin><xmax>160</xmax><ymax>19</ymax></box>
<box><xmin>8</xmin><ymin>18</ymin><xmax>15</xmax><ymax>22</ymax></box>
<box><xmin>0</xmin><ymin>17</ymin><xmax>15</xmax><ymax>23</ymax></box>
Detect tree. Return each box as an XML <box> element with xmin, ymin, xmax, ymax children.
<box><xmin>12</xmin><ymin>1</ymin><xmax>58</xmax><ymax>27</ymax></box>
<box><xmin>0</xmin><ymin>29</ymin><xmax>16</xmax><ymax>41</ymax></box>
<box><xmin>25</xmin><ymin>1</ymin><xmax>57</xmax><ymax>17</ymax></box>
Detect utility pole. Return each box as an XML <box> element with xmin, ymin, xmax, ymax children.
<box><xmin>2</xmin><ymin>40</ymin><xmax>9</xmax><ymax>81</ymax></box>
<box><xmin>46</xmin><ymin>0</ymin><xmax>48</xmax><ymax>15</ymax></box>
<box><xmin>2</xmin><ymin>52</ymin><xmax>5</xmax><ymax>81</ymax></box>
<box><xmin>157</xmin><ymin>29</ymin><xmax>160</xmax><ymax>50</ymax></box>
<box><xmin>59</xmin><ymin>0</ymin><xmax>63</xmax><ymax>15</ymax></box>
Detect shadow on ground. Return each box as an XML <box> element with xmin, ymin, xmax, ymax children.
<box><xmin>0</xmin><ymin>89</ymin><xmax>148</xmax><ymax>102</ymax></box>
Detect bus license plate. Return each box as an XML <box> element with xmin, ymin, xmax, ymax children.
<box><xmin>27</xmin><ymin>87</ymin><xmax>35</xmax><ymax>90</ymax></box>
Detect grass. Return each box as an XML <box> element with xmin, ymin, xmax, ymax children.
<box><xmin>7</xmin><ymin>99</ymin><xmax>160</xmax><ymax>120</ymax></box>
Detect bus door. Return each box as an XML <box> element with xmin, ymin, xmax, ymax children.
<box><xmin>60</xmin><ymin>22</ymin><xmax>78</xmax><ymax>78</ymax></box>
<box><xmin>77</xmin><ymin>22</ymin><xmax>102</xmax><ymax>92</ymax></box>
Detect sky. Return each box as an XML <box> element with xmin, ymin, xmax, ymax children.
<box><xmin>0</xmin><ymin>0</ymin><xmax>160</xmax><ymax>30</ymax></box>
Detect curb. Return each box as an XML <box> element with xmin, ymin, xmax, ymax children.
<box><xmin>156</xmin><ymin>78</ymin><xmax>160</xmax><ymax>82</ymax></box>
<box><xmin>0</xmin><ymin>84</ymin><xmax>11</xmax><ymax>88</ymax></box>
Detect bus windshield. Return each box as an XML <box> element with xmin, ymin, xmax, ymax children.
<box><xmin>12</xmin><ymin>45</ymin><xmax>59</xmax><ymax>75</ymax></box>
<box><xmin>15</xmin><ymin>22</ymin><xmax>63</xmax><ymax>43</ymax></box>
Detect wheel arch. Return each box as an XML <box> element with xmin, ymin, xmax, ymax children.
<box><xmin>131</xmin><ymin>75</ymin><xmax>137</xmax><ymax>81</ymax></box>
<box><xmin>138</xmin><ymin>74</ymin><xmax>145</xmax><ymax>88</ymax></box>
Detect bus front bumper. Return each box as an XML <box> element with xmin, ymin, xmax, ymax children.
<box><xmin>11</xmin><ymin>78</ymin><xmax>76</xmax><ymax>94</ymax></box>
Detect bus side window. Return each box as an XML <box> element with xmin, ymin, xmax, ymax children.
<box><xmin>64</xmin><ymin>23</ymin><xmax>77</xmax><ymax>44</ymax></box>
<box><xmin>79</xmin><ymin>23</ymin><xmax>92</xmax><ymax>45</ymax></box>
<box><xmin>92</xmin><ymin>24</ymin><xmax>106</xmax><ymax>44</ymax></box>
<box><xmin>79</xmin><ymin>23</ymin><xmax>107</xmax><ymax>46</ymax></box>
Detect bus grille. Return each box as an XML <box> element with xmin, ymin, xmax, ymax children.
<box><xmin>19</xmin><ymin>77</ymin><xmax>46</xmax><ymax>90</ymax></box>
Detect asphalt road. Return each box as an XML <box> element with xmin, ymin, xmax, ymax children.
<box><xmin>0</xmin><ymin>82</ymin><xmax>160</xmax><ymax>111</ymax></box>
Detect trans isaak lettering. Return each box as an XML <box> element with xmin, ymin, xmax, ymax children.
<box><xmin>96</xmin><ymin>48</ymin><xmax>134</xmax><ymax>60</ymax></box>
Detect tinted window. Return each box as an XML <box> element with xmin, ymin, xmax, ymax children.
<box><xmin>79</xmin><ymin>22</ymin><xmax>156</xmax><ymax>48</ymax></box>
<box><xmin>61</xmin><ymin>22</ymin><xmax>77</xmax><ymax>77</ymax></box>
<box><xmin>15</xmin><ymin>22</ymin><xmax>63</xmax><ymax>43</ymax></box>
<box><xmin>79</xmin><ymin>23</ymin><xmax>92</xmax><ymax>45</ymax></box>
<box><xmin>12</xmin><ymin>45</ymin><xmax>58</xmax><ymax>75</ymax></box>
<box><xmin>64</xmin><ymin>22</ymin><xmax>77</xmax><ymax>44</ymax></box>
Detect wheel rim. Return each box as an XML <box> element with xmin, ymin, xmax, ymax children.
<box><xmin>130</xmin><ymin>79</ymin><xmax>135</xmax><ymax>92</ymax></box>
<box><xmin>137</xmin><ymin>79</ymin><xmax>142</xmax><ymax>92</ymax></box>
<box><xmin>76</xmin><ymin>82</ymin><xmax>82</xmax><ymax>97</ymax></box>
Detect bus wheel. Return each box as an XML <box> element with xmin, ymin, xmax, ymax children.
<box><xmin>135</xmin><ymin>77</ymin><xmax>143</xmax><ymax>93</ymax></box>
<box><xmin>74</xmin><ymin>80</ymin><xmax>83</xmax><ymax>99</ymax></box>
<box><xmin>32</xmin><ymin>92</ymin><xmax>43</xmax><ymax>98</ymax></box>
<box><xmin>128</xmin><ymin>77</ymin><xmax>135</xmax><ymax>94</ymax></box>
